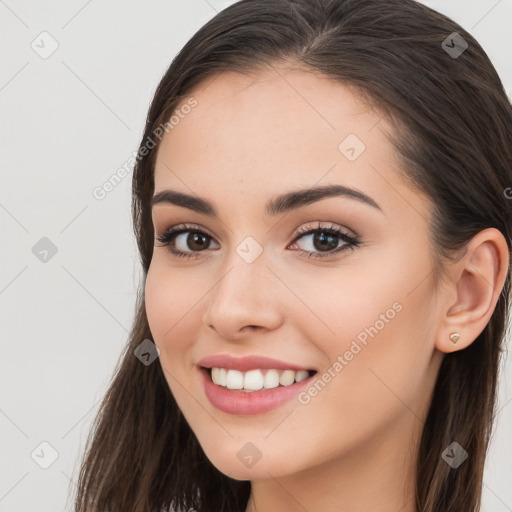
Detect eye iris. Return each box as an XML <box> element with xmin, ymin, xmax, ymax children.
<box><xmin>188</xmin><ymin>232</ymin><xmax>209</xmax><ymax>251</ymax></box>
<box><xmin>314</xmin><ymin>231</ymin><xmax>338</xmax><ymax>252</ymax></box>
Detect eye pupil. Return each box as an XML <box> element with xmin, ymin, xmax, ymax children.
<box><xmin>314</xmin><ymin>232</ymin><xmax>338</xmax><ymax>252</ymax></box>
<box><xmin>188</xmin><ymin>232</ymin><xmax>209</xmax><ymax>250</ymax></box>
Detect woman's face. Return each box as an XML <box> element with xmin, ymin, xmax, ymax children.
<box><xmin>145</xmin><ymin>66</ymin><xmax>444</xmax><ymax>481</ymax></box>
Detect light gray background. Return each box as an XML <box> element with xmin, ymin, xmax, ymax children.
<box><xmin>1</xmin><ymin>1</ymin><xmax>511</xmax><ymax>511</ymax></box>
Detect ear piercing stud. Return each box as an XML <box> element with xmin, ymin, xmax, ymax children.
<box><xmin>449</xmin><ymin>332</ymin><xmax>460</xmax><ymax>344</ymax></box>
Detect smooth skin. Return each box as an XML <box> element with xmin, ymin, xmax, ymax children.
<box><xmin>145</xmin><ymin>63</ymin><xmax>509</xmax><ymax>512</ymax></box>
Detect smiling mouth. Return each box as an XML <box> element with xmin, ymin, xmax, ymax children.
<box><xmin>202</xmin><ymin>367</ymin><xmax>317</xmax><ymax>392</ymax></box>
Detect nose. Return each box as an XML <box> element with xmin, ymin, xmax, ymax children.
<box><xmin>202</xmin><ymin>255</ymin><xmax>283</xmax><ymax>340</ymax></box>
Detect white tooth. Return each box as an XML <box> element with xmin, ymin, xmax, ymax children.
<box><xmin>263</xmin><ymin>369</ymin><xmax>280</xmax><ymax>389</ymax></box>
<box><xmin>279</xmin><ymin>370</ymin><xmax>296</xmax><ymax>386</ymax></box>
<box><xmin>295</xmin><ymin>370</ymin><xmax>309</xmax><ymax>382</ymax></box>
<box><xmin>244</xmin><ymin>369</ymin><xmax>264</xmax><ymax>390</ymax></box>
<box><xmin>214</xmin><ymin>367</ymin><xmax>309</xmax><ymax>389</ymax></box>
<box><xmin>226</xmin><ymin>369</ymin><xmax>244</xmax><ymax>390</ymax></box>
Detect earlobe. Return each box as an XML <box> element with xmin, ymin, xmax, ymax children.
<box><xmin>449</xmin><ymin>332</ymin><xmax>460</xmax><ymax>344</ymax></box>
<box><xmin>435</xmin><ymin>228</ymin><xmax>510</xmax><ymax>354</ymax></box>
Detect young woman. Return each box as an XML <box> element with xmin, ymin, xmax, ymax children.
<box><xmin>73</xmin><ymin>0</ymin><xmax>512</xmax><ymax>510</ymax></box>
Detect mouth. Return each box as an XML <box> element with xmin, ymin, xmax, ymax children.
<box><xmin>202</xmin><ymin>367</ymin><xmax>317</xmax><ymax>392</ymax></box>
<box><xmin>198</xmin><ymin>360</ymin><xmax>318</xmax><ymax>415</ymax></box>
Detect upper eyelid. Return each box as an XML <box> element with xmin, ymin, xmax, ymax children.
<box><xmin>157</xmin><ymin>221</ymin><xmax>351</xmax><ymax>236</ymax></box>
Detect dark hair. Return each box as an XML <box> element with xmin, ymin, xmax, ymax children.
<box><xmin>72</xmin><ymin>0</ymin><xmax>512</xmax><ymax>510</ymax></box>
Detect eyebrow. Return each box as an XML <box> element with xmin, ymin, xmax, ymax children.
<box><xmin>150</xmin><ymin>184</ymin><xmax>383</xmax><ymax>217</ymax></box>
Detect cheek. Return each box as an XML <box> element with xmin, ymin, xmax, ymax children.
<box><xmin>285</xmin><ymin>245</ymin><xmax>410</xmax><ymax>354</ymax></box>
<box><xmin>144</xmin><ymin>262</ymin><xmax>203</xmax><ymax>360</ymax></box>
<box><xmin>144</xmin><ymin>262</ymin><xmax>206</xmax><ymax>416</ymax></box>
<box><xmin>145</xmin><ymin>261</ymin><xmax>198</xmax><ymax>330</ymax></box>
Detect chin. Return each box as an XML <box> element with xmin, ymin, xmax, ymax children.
<box><xmin>196</xmin><ymin>437</ymin><xmax>305</xmax><ymax>481</ymax></box>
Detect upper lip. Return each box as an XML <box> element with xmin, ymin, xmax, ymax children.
<box><xmin>198</xmin><ymin>354</ymin><xmax>314</xmax><ymax>372</ymax></box>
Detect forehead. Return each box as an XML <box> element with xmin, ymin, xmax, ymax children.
<box><xmin>153</xmin><ymin>66</ymin><xmax>430</xmax><ymax>223</ymax></box>
<box><xmin>158</xmin><ymin>66</ymin><xmax>381</xmax><ymax>164</ymax></box>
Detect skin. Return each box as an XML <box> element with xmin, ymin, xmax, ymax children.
<box><xmin>144</xmin><ymin>63</ymin><xmax>509</xmax><ymax>512</ymax></box>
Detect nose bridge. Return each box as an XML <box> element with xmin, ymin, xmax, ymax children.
<box><xmin>202</xmin><ymin>244</ymin><xmax>283</xmax><ymax>337</ymax></box>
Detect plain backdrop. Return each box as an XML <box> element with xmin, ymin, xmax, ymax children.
<box><xmin>1</xmin><ymin>1</ymin><xmax>511</xmax><ymax>511</ymax></box>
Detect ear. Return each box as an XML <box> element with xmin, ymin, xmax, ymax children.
<box><xmin>435</xmin><ymin>228</ymin><xmax>510</xmax><ymax>354</ymax></box>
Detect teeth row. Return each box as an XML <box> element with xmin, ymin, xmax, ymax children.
<box><xmin>211</xmin><ymin>368</ymin><xmax>310</xmax><ymax>391</ymax></box>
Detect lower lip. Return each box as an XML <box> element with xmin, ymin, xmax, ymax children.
<box><xmin>199</xmin><ymin>367</ymin><xmax>315</xmax><ymax>415</ymax></box>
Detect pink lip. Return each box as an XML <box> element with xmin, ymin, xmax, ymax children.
<box><xmin>199</xmin><ymin>368</ymin><xmax>315</xmax><ymax>415</ymax></box>
<box><xmin>197</xmin><ymin>354</ymin><xmax>314</xmax><ymax>372</ymax></box>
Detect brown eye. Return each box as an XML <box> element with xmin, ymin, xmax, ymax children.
<box><xmin>183</xmin><ymin>232</ymin><xmax>210</xmax><ymax>251</ymax></box>
<box><xmin>155</xmin><ymin>224</ymin><xmax>219</xmax><ymax>259</ymax></box>
<box><xmin>289</xmin><ymin>224</ymin><xmax>361</xmax><ymax>260</ymax></box>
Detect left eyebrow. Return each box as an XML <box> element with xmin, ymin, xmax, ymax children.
<box><xmin>150</xmin><ymin>184</ymin><xmax>383</xmax><ymax>217</ymax></box>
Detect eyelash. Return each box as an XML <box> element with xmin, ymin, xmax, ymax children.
<box><xmin>155</xmin><ymin>222</ymin><xmax>361</xmax><ymax>260</ymax></box>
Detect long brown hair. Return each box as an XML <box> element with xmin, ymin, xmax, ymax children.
<box><xmin>72</xmin><ymin>1</ymin><xmax>512</xmax><ymax>510</ymax></box>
